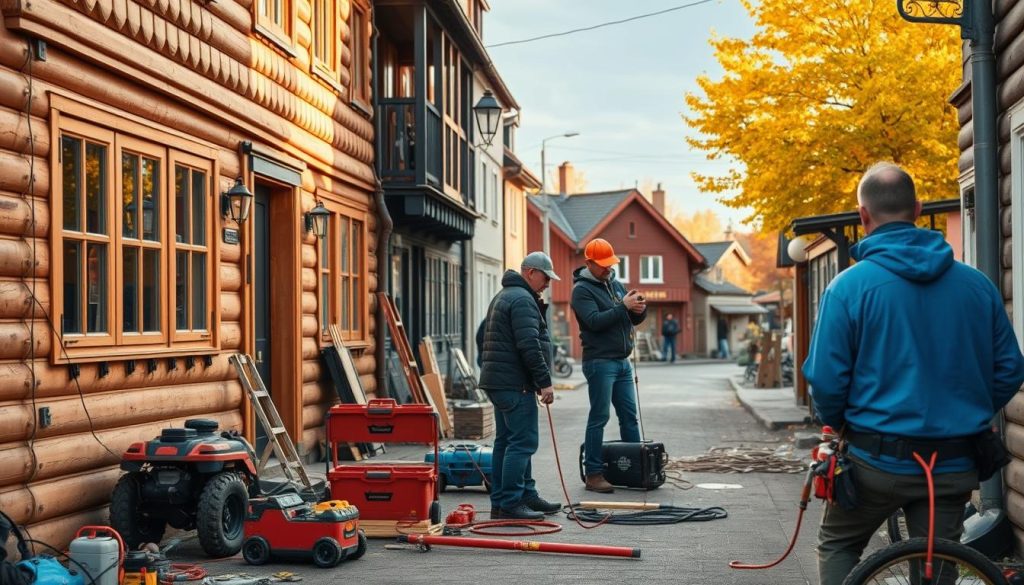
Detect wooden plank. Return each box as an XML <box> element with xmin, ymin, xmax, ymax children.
<box><xmin>325</xmin><ymin>325</ymin><xmax>381</xmax><ymax>458</ymax></box>
<box><xmin>418</xmin><ymin>336</ymin><xmax>441</xmax><ymax>376</ymax></box>
<box><xmin>378</xmin><ymin>292</ymin><xmax>428</xmax><ymax>404</ymax></box>
<box><xmin>359</xmin><ymin>519</ymin><xmax>443</xmax><ymax>538</ymax></box>
<box><xmin>422</xmin><ymin>372</ymin><xmax>453</xmax><ymax>438</ymax></box>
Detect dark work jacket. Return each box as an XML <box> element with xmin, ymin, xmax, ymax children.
<box><xmin>662</xmin><ymin>319</ymin><xmax>680</xmax><ymax>339</ymax></box>
<box><xmin>478</xmin><ymin>270</ymin><xmax>552</xmax><ymax>392</ymax></box>
<box><xmin>571</xmin><ymin>266</ymin><xmax>647</xmax><ymax>361</ymax></box>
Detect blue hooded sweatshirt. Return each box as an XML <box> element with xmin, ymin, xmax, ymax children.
<box><xmin>803</xmin><ymin>222</ymin><xmax>1024</xmax><ymax>474</ymax></box>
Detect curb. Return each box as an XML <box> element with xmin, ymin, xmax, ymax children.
<box><xmin>729</xmin><ymin>376</ymin><xmax>811</xmax><ymax>431</ymax></box>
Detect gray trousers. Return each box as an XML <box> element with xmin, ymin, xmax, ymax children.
<box><xmin>817</xmin><ymin>454</ymin><xmax>978</xmax><ymax>585</ymax></box>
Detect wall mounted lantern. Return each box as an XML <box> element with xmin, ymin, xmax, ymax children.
<box><xmin>305</xmin><ymin>201</ymin><xmax>330</xmax><ymax>238</ymax></box>
<box><xmin>221</xmin><ymin>177</ymin><xmax>254</xmax><ymax>223</ymax></box>
<box><xmin>472</xmin><ymin>90</ymin><xmax>502</xmax><ymax>147</ymax></box>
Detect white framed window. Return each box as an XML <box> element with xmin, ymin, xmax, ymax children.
<box><xmin>640</xmin><ymin>255</ymin><xmax>663</xmax><ymax>284</ymax></box>
<box><xmin>1008</xmin><ymin>101</ymin><xmax>1024</xmax><ymax>337</ymax></box>
<box><xmin>613</xmin><ymin>255</ymin><xmax>629</xmax><ymax>283</ymax></box>
<box><xmin>490</xmin><ymin>169</ymin><xmax>499</xmax><ymax>223</ymax></box>
<box><xmin>480</xmin><ymin>159</ymin><xmax>489</xmax><ymax>217</ymax></box>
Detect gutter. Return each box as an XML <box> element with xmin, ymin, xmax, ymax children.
<box><xmin>372</xmin><ymin>12</ymin><xmax>395</xmax><ymax>398</ymax></box>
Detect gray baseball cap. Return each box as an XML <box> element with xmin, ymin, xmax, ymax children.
<box><xmin>521</xmin><ymin>251</ymin><xmax>560</xmax><ymax>281</ymax></box>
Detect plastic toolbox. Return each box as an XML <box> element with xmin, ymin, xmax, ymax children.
<box><xmin>327</xmin><ymin>399</ymin><xmax>437</xmax><ymax>446</ymax></box>
<box><xmin>424</xmin><ymin>443</ymin><xmax>492</xmax><ymax>491</ymax></box>
<box><xmin>327</xmin><ymin>464</ymin><xmax>436</xmax><ymax>521</ymax></box>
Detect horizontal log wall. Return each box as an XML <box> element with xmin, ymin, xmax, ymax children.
<box><xmin>0</xmin><ymin>0</ymin><xmax>379</xmax><ymax>549</ymax></box>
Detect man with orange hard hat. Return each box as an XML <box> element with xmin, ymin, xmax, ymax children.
<box><xmin>571</xmin><ymin>238</ymin><xmax>647</xmax><ymax>493</ymax></box>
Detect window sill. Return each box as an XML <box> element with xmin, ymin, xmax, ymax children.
<box><xmin>312</xmin><ymin>64</ymin><xmax>346</xmax><ymax>97</ymax></box>
<box><xmin>254</xmin><ymin>23</ymin><xmax>298</xmax><ymax>59</ymax></box>
<box><xmin>639</xmin><ymin>280</ymin><xmax>664</xmax><ymax>285</ymax></box>
<box><xmin>52</xmin><ymin>345</ymin><xmax>222</xmax><ymax>365</ymax></box>
<box><xmin>350</xmin><ymin>98</ymin><xmax>373</xmax><ymax>119</ymax></box>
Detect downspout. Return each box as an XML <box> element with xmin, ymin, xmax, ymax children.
<box><xmin>371</xmin><ymin>14</ymin><xmax>394</xmax><ymax>398</ymax></box>
<box><xmin>966</xmin><ymin>0</ymin><xmax>1003</xmax><ymax>514</ymax></box>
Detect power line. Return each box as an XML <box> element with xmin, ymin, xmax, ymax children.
<box><xmin>486</xmin><ymin>0</ymin><xmax>718</xmax><ymax>49</ymax></box>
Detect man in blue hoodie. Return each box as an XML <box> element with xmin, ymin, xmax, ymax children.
<box><xmin>804</xmin><ymin>162</ymin><xmax>1024</xmax><ymax>585</ymax></box>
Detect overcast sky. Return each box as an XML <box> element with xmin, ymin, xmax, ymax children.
<box><xmin>486</xmin><ymin>0</ymin><xmax>756</xmax><ymax>230</ymax></box>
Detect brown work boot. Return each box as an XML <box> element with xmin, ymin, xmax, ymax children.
<box><xmin>585</xmin><ymin>473</ymin><xmax>615</xmax><ymax>493</ymax></box>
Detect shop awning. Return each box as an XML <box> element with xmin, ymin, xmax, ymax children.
<box><xmin>711</xmin><ymin>302</ymin><xmax>769</xmax><ymax>315</ymax></box>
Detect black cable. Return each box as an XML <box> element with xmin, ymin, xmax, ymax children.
<box><xmin>487</xmin><ymin>0</ymin><xmax>717</xmax><ymax>48</ymax></box>
<box><xmin>564</xmin><ymin>504</ymin><xmax>727</xmax><ymax>525</ymax></box>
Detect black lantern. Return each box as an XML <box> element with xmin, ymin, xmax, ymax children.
<box><xmin>221</xmin><ymin>177</ymin><xmax>253</xmax><ymax>223</ymax></box>
<box><xmin>305</xmin><ymin>201</ymin><xmax>330</xmax><ymax>238</ymax></box>
<box><xmin>472</xmin><ymin>90</ymin><xmax>502</xmax><ymax>147</ymax></box>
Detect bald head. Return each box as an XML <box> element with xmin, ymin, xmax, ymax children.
<box><xmin>857</xmin><ymin>162</ymin><xmax>920</xmax><ymax>232</ymax></box>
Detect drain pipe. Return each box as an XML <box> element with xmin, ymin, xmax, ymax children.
<box><xmin>371</xmin><ymin>15</ymin><xmax>394</xmax><ymax>399</ymax></box>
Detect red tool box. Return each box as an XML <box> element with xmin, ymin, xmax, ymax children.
<box><xmin>326</xmin><ymin>399</ymin><xmax>440</xmax><ymax>524</ymax></box>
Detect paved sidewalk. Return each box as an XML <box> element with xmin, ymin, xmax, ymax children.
<box><xmin>164</xmin><ymin>363</ymin><xmax>851</xmax><ymax>584</ymax></box>
<box><xmin>730</xmin><ymin>375</ymin><xmax>813</xmax><ymax>430</ymax></box>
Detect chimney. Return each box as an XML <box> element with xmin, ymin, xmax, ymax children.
<box><xmin>652</xmin><ymin>183</ymin><xmax>666</xmax><ymax>216</ymax></box>
<box><xmin>558</xmin><ymin>162</ymin><xmax>575</xmax><ymax>195</ymax></box>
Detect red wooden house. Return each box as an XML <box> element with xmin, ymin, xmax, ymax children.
<box><xmin>527</xmin><ymin>189</ymin><xmax>706</xmax><ymax>359</ymax></box>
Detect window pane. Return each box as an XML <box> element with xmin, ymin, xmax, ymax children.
<box><xmin>192</xmin><ymin>252</ymin><xmax>206</xmax><ymax>329</ymax></box>
<box><xmin>142</xmin><ymin>158</ymin><xmax>160</xmax><ymax>241</ymax></box>
<box><xmin>321</xmin><ymin>222</ymin><xmax>330</xmax><ymax>269</ymax></box>
<box><xmin>192</xmin><ymin>170</ymin><xmax>206</xmax><ymax>246</ymax></box>
<box><xmin>176</xmin><ymin>251</ymin><xmax>188</xmax><ymax>330</ymax></box>
<box><xmin>352</xmin><ymin>221</ymin><xmax>361</xmax><ymax>272</ymax></box>
<box><xmin>86</xmin><ymin>243</ymin><xmax>107</xmax><ymax>333</ymax></box>
<box><xmin>85</xmin><ymin>143</ymin><xmax>106</xmax><ymax>235</ymax></box>
<box><xmin>341</xmin><ymin>278</ymin><xmax>350</xmax><ymax>329</ymax></box>
<box><xmin>62</xmin><ymin>241</ymin><xmax>82</xmax><ymax>334</ymax></box>
<box><xmin>122</xmin><ymin>153</ymin><xmax>139</xmax><ymax>239</ymax></box>
<box><xmin>143</xmin><ymin>249</ymin><xmax>160</xmax><ymax>332</ymax></box>
<box><xmin>62</xmin><ymin>136</ymin><xmax>82</xmax><ymax>231</ymax></box>
<box><xmin>352</xmin><ymin>276</ymin><xmax>360</xmax><ymax>331</ymax></box>
<box><xmin>340</xmin><ymin>218</ymin><xmax>350</xmax><ymax>272</ymax></box>
<box><xmin>321</xmin><ymin>274</ymin><xmax>329</xmax><ymax>330</ymax></box>
<box><xmin>175</xmin><ymin>165</ymin><xmax>189</xmax><ymax>244</ymax></box>
<box><xmin>123</xmin><ymin>247</ymin><xmax>139</xmax><ymax>333</ymax></box>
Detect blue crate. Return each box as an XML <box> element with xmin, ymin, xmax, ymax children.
<box><xmin>425</xmin><ymin>443</ymin><xmax>493</xmax><ymax>491</ymax></box>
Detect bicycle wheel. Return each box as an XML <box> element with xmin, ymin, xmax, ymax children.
<box><xmin>842</xmin><ymin>537</ymin><xmax>1006</xmax><ymax>585</ymax></box>
<box><xmin>885</xmin><ymin>509</ymin><xmax>908</xmax><ymax>543</ymax></box>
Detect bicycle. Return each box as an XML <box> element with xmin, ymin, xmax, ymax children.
<box><xmin>842</xmin><ymin>451</ymin><xmax>1006</xmax><ymax>585</ymax></box>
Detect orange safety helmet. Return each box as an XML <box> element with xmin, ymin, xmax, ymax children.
<box><xmin>584</xmin><ymin>238</ymin><xmax>620</xmax><ymax>268</ymax></box>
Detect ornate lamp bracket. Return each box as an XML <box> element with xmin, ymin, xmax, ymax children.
<box><xmin>896</xmin><ymin>0</ymin><xmax>971</xmax><ymax>37</ymax></box>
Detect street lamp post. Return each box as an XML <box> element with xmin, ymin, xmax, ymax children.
<box><xmin>539</xmin><ymin>132</ymin><xmax>580</xmax><ymax>259</ymax></box>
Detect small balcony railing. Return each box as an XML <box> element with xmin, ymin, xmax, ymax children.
<box><xmin>378</xmin><ymin>98</ymin><xmax>443</xmax><ymax>187</ymax></box>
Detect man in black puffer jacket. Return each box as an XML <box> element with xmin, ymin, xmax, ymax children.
<box><xmin>478</xmin><ymin>252</ymin><xmax>561</xmax><ymax>520</ymax></box>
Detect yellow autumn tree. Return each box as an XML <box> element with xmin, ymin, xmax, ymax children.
<box><xmin>671</xmin><ymin>208</ymin><xmax>724</xmax><ymax>243</ymax></box>
<box><xmin>685</xmin><ymin>0</ymin><xmax>961</xmax><ymax>232</ymax></box>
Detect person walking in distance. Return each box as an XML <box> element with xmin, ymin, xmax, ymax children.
<box><xmin>661</xmin><ymin>313</ymin><xmax>680</xmax><ymax>364</ymax></box>
<box><xmin>804</xmin><ymin>162</ymin><xmax>1024</xmax><ymax>585</ymax></box>
<box><xmin>571</xmin><ymin>238</ymin><xmax>648</xmax><ymax>493</ymax></box>
<box><xmin>478</xmin><ymin>252</ymin><xmax>563</xmax><ymax>520</ymax></box>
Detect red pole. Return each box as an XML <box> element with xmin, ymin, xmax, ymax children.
<box><xmin>397</xmin><ymin>534</ymin><xmax>640</xmax><ymax>559</ymax></box>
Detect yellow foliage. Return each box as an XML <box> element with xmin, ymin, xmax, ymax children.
<box><xmin>671</xmin><ymin>208</ymin><xmax>724</xmax><ymax>243</ymax></box>
<box><xmin>684</xmin><ymin>0</ymin><xmax>962</xmax><ymax>232</ymax></box>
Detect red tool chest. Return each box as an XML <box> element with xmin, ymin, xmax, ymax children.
<box><xmin>326</xmin><ymin>399</ymin><xmax>440</xmax><ymax>523</ymax></box>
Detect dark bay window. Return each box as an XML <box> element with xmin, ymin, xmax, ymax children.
<box><xmin>54</xmin><ymin>108</ymin><xmax>218</xmax><ymax>360</ymax></box>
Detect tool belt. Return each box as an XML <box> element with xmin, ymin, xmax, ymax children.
<box><xmin>846</xmin><ymin>431</ymin><xmax>975</xmax><ymax>462</ymax></box>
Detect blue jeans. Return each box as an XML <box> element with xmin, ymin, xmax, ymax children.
<box><xmin>663</xmin><ymin>337</ymin><xmax>677</xmax><ymax>362</ymax></box>
<box><xmin>582</xmin><ymin>358</ymin><xmax>642</xmax><ymax>476</ymax></box>
<box><xmin>485</xmin><ymin>389</ymin><xmax>539</xmax><ymax>510</ymax></box>
<box><xmin>718</xmin><ymin>338</ymin><xmax>730</xmax><ymax>359</ymax></box>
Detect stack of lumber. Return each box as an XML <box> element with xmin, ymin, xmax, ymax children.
<box><xmin>360</xmin><ymin>519</ymin><xmax>444</xmax><ymax>538</ymax></box>
<box><xmin>452</xmin><ymin>400</ymin><xmax>495</xmax><ymax>440</ymax></box>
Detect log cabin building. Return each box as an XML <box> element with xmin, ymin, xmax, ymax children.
<box><xmin>0</xmin><ymin>0</ymin><xmax>381</xmax><ymax>548</ymax></box>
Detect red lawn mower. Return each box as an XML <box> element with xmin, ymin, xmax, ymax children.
<box><xmin>109</xmin><ymin>419</ymin><xmax>259</xmax><ymax>557</ymax></box>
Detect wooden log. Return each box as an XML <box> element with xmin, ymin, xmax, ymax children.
<box><xmin>0</xmin><ymin>150</ymin><xmax>48</xmax><ymax>198</ymax></box>
<box><xmin>301</xmin><ymin>291</ymin><xmax>317</xmax><ymax>314</ymax></box>
<box><xmin>301</xmin><ymin>314</ymin><xmax>318</xmax><ymax>337</ymax></box>
<box><xmin>0</xmin><ymin>321</ymin><xmax>49</xmax><ymax>360</ymax></box>
<box><xmin>0</xmin><ymin>106</ymin><xmax>49</xmax><ymax>158</ymax></box>
<box><xmin>996</xmin><ymin>0</ymin><xmax>1024</xmax><ymax>51</ymax></box>
<box><xmin>300</xmin><ymin>425</ymin><xmax>324</xmax><ymax>458</ymax></box>
<box><xmin>1008</xmin><ymin>420</ymin><xmax>1024</xmax><ymax>459</ymax></box>
<box><xmin>301</xmin><ymin>337</ymin><xmax>318</xmax><ymax>360</ymax></box>
<box><xmin>219</xmin><ymin>239</ymin><xmax>242</xmax><ymax>262</ymax></box>
<box><xmin>221</xmin><ymin>290</ymin><xmax>241</xmax><ymax>321</ymax></box>
<box><xmin>221</xmin><ymin>263</ymin><xmax>242</xmax><ymax>292</ymax></box>
<box><xmin>301</xmin><ymin>380</ymin><xmax>327</xmax><ymax>406</ymax></box>
<box><xmin>0</xmin><ymin>355</ymin><xmax>236</xmax><ymax>401</ymax></box>
<box><xmin>302</xmin><ymin>360</ymin><xmax>322</xmax><ymax>384</ymax></box>
<box><xmin>0</xmin><ymin>379</ymin><xmax>242</xmax><ymax>443</ymax></box>
<box><xmin>301</xmin><ymin>267</ymin><xmax>316</xmax><ymax>291</ymax></box>
<box><xmin>0</xmin><ymin>410</ymin><xmax>242</xmax><ymax>487</ymax></box>
<box><xmin>1006</xmin><ymin>458</ymin><xmax>1024</xmax><ymax>501</ymax></box>
<box><xmin>0</xmin><ymin>466</ymin><xmax>121</xmax><ymax>525</ymax></box>
<box><xmin>1005</xmin><ymin>392</ymin><xmax>1024</xmax><ymax>424</ymax></box>
<box><xmin>0</xmin><ymin>278</ymin><xmax>48</xmax><ymax>319</ymax></box>
<box><xmin>0</xmin><ymin>192</ymin><xmax>49</xmax><ymax>238</ymax></box>
<box><xmin>301</xmin><ymin>242</ymin><xmax>316</xmax><ymax>268</ymax></box>
<box><xmin>302</xmin><ymin>402</ymin><xmax>325</xmax><ymax>428</ymax></box>
<box><xmin>0</xmin><ymin>237</ymin><xmax>48</xmax><ymax>278</ymax></box>
<box><xmin>0</xmin><ymin>66</ymin><xmax>48</xmax><ymax>118</ymax></box>
<box><xmin>222</xmin><ymin>321</ymin><xmax>242</xmax><ymax>350</ymax></box>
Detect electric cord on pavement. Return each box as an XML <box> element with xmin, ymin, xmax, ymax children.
<box><xmin>562</xmin><ymin>503</ymin><xmax>727</xmax><ymax>525</ymax></box>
